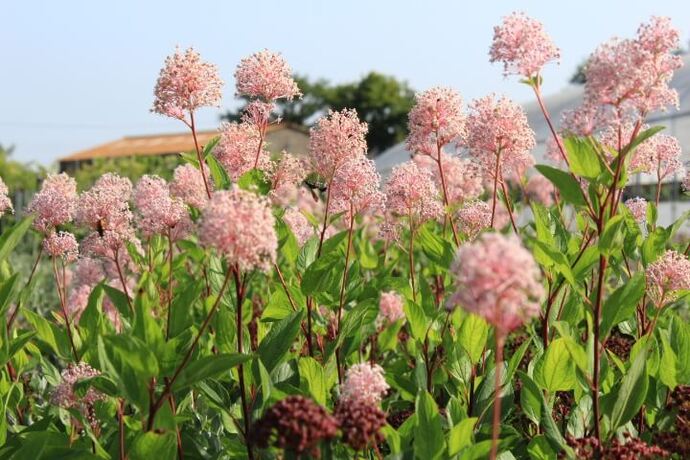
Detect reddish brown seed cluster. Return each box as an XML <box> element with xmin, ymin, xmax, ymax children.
<box><xmin>564</xmin><ymin>434</ymin><xmax>669</xmax><ymax>459</ymax></box>
<box><xmin>387</xmin><ymin>408</ymin><xmax>414</xmax><ymax>429</ymax></box>
<box><xmin>654</xmin><ymin>385</ymin><xmax>690</xmax><ymax>456</ymax></box>
<box><xmin>251</xmin><ymin>396</ymin><xmax>338</xmax><ymax>457</ymax></box>
<box><xmin>335</xmin><ymin>399</ymin><xmax>387</xmax><ymax>451</ymax></box>
<box><xmin>604</xmin><ymin>330</ymin><xmax>635</xmax><ymax>360</ymax></box>
<box><xmin>552</xmin><ymin>391</ymin><xmax>574</xmax><ymax>424</ymax></box>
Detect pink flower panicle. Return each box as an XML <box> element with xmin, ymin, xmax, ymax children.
<box><xmin>625</xmin><ymin>197</ymin><xmax>648</xmax><ymax>222</ymax></box>
<box><xmin>330</xmin><ymin>157</ymin><xmax>385</xmax><ymax>220</ymax></box>
<box><xmin>309</xmin><ymin>109</ymin><xmax>368</xmax><ymax>180</ymax></box>
<box><xmin>270</xmin><ymin>153</ymin><xmax>305</xmax><ymax>197</ymax></box>
<box><xmin>283</xmin><ymin>207</ymin><xmax>314</xmax><ymax>247</ymax></box>
<box><xmin>376</xmin><ymin>291</ymin><xmax>405</xmax><ymax>328</ymax></box>
<box><xmin>170</xmin><ymin>163</ymin><xmax>213</xmax><ymax>209</ymax></box>
<box><xmin>525</xmin><ymin>174</ymin><xmax>556</xmax><ymax>207</ymax></box>
<box><xmin>384</xmin><ymin>161</ymin><xmax>443</xmax><ymax>227</ymax></box>
<box><xmin>634</xmin><ymin>134</ymin><xmax>683</xmax><ymax>180</ymax></box>
<box><xmin>214</xmin><ymin>122</ymin><xmax>271</xmax><ymax>181</ymax></box>
<box><xmin>406</xmin><ymin>87</ymin><xmax>466</xmax><ymax>156</ymax></box>
<box><xmin>340</xmin><ymin>363</ymin><xmax>389</xmax><ymax>406</ymax></box>
<box><xmin>52</xmin><ymin>362</ymin><xmax>105</xmax><ymax>409</ymax></box>
<box><xmin>200</xmin><ymin>188</ymin><xmax>277</xmax><ymax>272</ymax></box>
<box><xmin>448</xmin><ymin>233</ymin><xmax>544</xmax><ymax>334</ymax></box>
<box><xmin>152</xmin><ymin>47</ymin><xmax>223</xmax><ymax>121</ymax></box>
<box><xmin>414</xmin><ymin>153</ymin><xmax>483</xmax><ymax>204</ymax></box>
<box><xmin>646</xmin><ymin>250</ymin><xmax>690</xmax><ymax>302</ymax></box>
<box><xmin>467</xmin><ymin>95</ymin><xmax>536</xmax><ymax>181</ymax></box>
<box><xmin>27</xmin><ymin>173</ymin><xmax>77</xmax><ymax>233</ymax></box>
<box><xmin>44</xmin><ymin>231</ymin><xmax>79</xmax><ymax>262</ymax></box>
<box><xmin>134</xmin><ymin>175</ymin><xmax>189</xmax><ymax>238</ymax></box>
<box><xmin>234</xmin><ymin>50</ymin><xmax>301</xmax><ymax>101</ymax></box>
<box><xmin>490</xmin><ymin>12</ymin><xmax>560</xmax><ymax>78</ymax></box>
<box><xmin>0</xmin><ymin>176</ymin><xmax>13</xmax><ymax>216</ymax></box>
<box><xmin>456</xmin><ymin>200</ymin><xmax>492</xmax><ymax>239</ymax></box>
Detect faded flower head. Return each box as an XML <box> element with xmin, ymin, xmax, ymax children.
<box><xmin>448</xmin><ymin>233</ymin><xmax>544</xmax><ymax>334</ymax></box>
<box><xmin>52</xmin><ymin>362</ymin><xmax>105</xmax><ymax>409</ymax></box>
<box><xmin>200</xmin><ymin>189</ymin><xmax>277</xmax><ymax>272</ymax></box>
<box><xmin>525</xmin><ymin>174</ymin><xmax>556</xmax><ymax>207</ymax></box>
<box><xmin>406</xmin><ymin>87</ymin><xmax>466</xmax><ymax>155</ymax></box>
<box><xmin>152</xmin><ymin>47</ymin><xmax>223</xmax><ymax>121</ymax></box>
<box><xmin>490</xmin><ymin>12</ymin><xmax>560</xmax><ymax>78</ymax></box>
<box><xmin>625</xmin><ymin>197</ymin><xmax>648</xmax><ymax>223</ymax></box>
<box><xmin>27</xmin><ymin>173</ymin><xmax>77</xmax><ymax>233</ymax></box>
<box><xmin>134</xmin><ymin>175</ymin><xmax>189</xmax><ymax>238</ymax></box>
<box><xmin>330</xmin><ymin>157</ymin><xmax>385</xmax><ymax>220</ymax></box>
<box><xmin>251</xmin><ymin>396</ymin><xmax>338</xmax><ymax>457</ymax></box>
<box><xmin>214</xmin><ymin>122</ymin><xmax>271</xmax><ymax>181</ymax></box>
<box><xmin>340</xmin><ymin>363</ymin><xmax>389</xmax><ymax>406</ymax></box>
<box><xmin>309</xmin><ymin>109</ymin><xmax>368</xmax><ymax>180</ymax></box>
<box><xmin>44</xmin><ymin>232</ymin><xmax>79</xmax><ymax>262</ymax></box>
<box><xmin>467</xmin><ymin>94</ymin><xmax>536</xmax><ymax>180</ymax></box>
<box><xmin>377</xmin><ymin>291</ymin><xmax>405</xmax><ymax>327</ymax></box>
<box><xmin>170</xmin><ymin>163</ymin><xmax>212</xmax><ymax>209</ymax></box>
<box><xmin>646</xmin><ymin>250</ymin><xmax>690</xmax><ymax>302</ymax></box>
<box><xmin>0</xmin><ymin>176</ymin><xmax>13</xmax><ymax>216</ymax></box>
<box><xmin>234</xmin><ymin>50</ymin><xmax>301</xmax><ymax>101</ymax></box>
<box><xmin>335</xmin><ymin>399</ymin><xmax>386</xmax><ymax>451</ymax></box>
<box><xmin>384</xmin><ymin>161</ymin><xmax>443</xmax><ymax>227</ymax></box>
<box><xmin>456</xmin><ymin>200</ymin><xmax>493</xmax><ymax>239</ymax></box>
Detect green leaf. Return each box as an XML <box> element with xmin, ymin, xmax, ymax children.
<box><xmin>458</xmin><ymin>313</ymin><xmax>489</xmax><ymax>364</ymax></box>
<box><xmin>0</xmin><ymin>273</ymin><xmax>20</xmax><ymax>317</ymax></box>
<box><xmin>447</xmin><ymin>417</ymin><xmax>477</xmax><ymax>456</ymax></box>
<box><xmin>670</xmin><ymin>316</ymin><xmax>690</xmax><ymax>384</ymax></box>
<box><xmin>600</xmin><ymin>273</ymin><xmax>645</xmax><ymax>338</ymax></box>
<box><xmin>414</xmin><ymin>391</ymin><xmax>445</xmax><ymax>460</ymax></box>
<box><xmin>173</xmin><ymin>354</ymin><xmax>250</xmax><ymax>391</ymax></box>
<box><xmin>130</xmin><ymin>431</ymin><xmax>177</xmax><ymax>460</ymax></box>
<box><xmin>299</xmin><ymin>357</ymin><xmax>327</xmax><ymax>406</ymax></box>
<box><xmin>0</xmin><ymin>217</ymin><xmax>33</xmax><ymax>264</ymax></box>
<box><xmin>237</xmin><ymin>168</ymin><xmax>270</xmax><ymax>195</ymax></box>
<box><xmin>598</xmin><ymin>215</ymin><xmax>625</xmax><ymax>255</ymax></box>
<box><xmin>257</xmin><ymin>310</ymin><xmax>303</xmax><ymax>372</ymax></box>
<box><xmin>300</xmin><ymin>249</ymin><xmax>343</xmax><ymax>296</ymax></box>
<box><xmin>610</xmin><ymin>341</ymin><xmax>648</xmax><ymax>432</ymax></box>
<box><xmin>563</xmin><ymin>136</ymin><xmax>603</xmax><ymax>180</ymax></box>
<box><xmin>539</xmin><ymin>338</ymin><xmax>577</xmax><ymax>391</ymax></box>
<box><xmin>417</xmin><ymin>223</ymin><xmax>454</xmax><ymax>269</ymax></box>
<box><xmin>518</xmin><ymin>371</ymin><xmax>543</xmax><ymax>425</ymax></box>
<box><xmin>404</xmin><ymin>301</ymin><xmax>428</xmax><ymax>342</ymax></box>
<box><xmin>623</xmin><ymin>125</ymin><xmax>664</xmax><ymax>155</ymax></box>
<box><xmin>527</xmin><ymin>435</ymin><xmax>558</xmax><ymax>460</ymax></box>
<box><xmin>659</xmin><ymin>335</ymin><xmax>678</xmax><ymax>390</ymax></box>
<box><xmin>642</xmin><ymin>227</ymin><xmax>670</xmax><ymax>265</ymax></box>
<box><xmin>535</xmin><ymin>165</ymin><xmax>585</xmax><ymax>206</ymax></box>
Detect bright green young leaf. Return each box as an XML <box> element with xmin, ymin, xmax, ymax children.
<box><xmin>535</xmin><ymin>165</ymin><xmax>586</xmax><ymax>206</ymax></box>
<box><xmin>414</xmin><ymin>391</ymin><xmax>445</xmax><ymax>460</ymax></box>
<box><xmin>257</xmin><ymin>310</ymin><xmax>303</xmax><ymax>372</ymax></box>
<box><xmin>563</xmin><ymin>136</ymin><xmax>603</xmax><ymax>180</ymax></box>
<box><xmin>458</xmin><ymin>313</ymin><xmax>488</xmax><ymax>364</ymax></box>
<box><xmin>540</xmin><ymin>338</ymin><xmax>577</xmax><ymax>392</ymax></box>
<box><xmin>447</xmin><ymin>417</ymin><xmax>477</xmax><ymax>456</ymax></box>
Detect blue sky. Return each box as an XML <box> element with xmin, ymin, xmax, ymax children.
<box><xmin>2</xmin><ymin>0</ymin><xmax>689</xmax><ymax>165</ymax></box>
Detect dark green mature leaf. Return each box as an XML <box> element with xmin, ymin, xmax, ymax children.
<box><xmin>563</xmin><ymin>136</ymin><xmax>604</xmax><ymax>180</ymax></box>
<box><xmin>0</xmin><ymin>273</ymin><xmax>20</xmax><ymax>317</ymax></box>
<box><xmin>257</xmin><ymin>310</ymin><xmax>303</xmax><ymax>372</ymax></box>
<box><xmin>518</xmin><ymin>371</ymin><xmax>542</xmax><ymax>425</ymax></box>
<box><xmin>301</xmin><ymin>249</ymin><xmax>343</xmax><ymax>296</ymax></box>
<box><xmin>447</xmin><ymin>417</ymin><xmax>477</xmax><ymax>457</ymax></box>
<box><xmin>102</xmin><ymin>285</ymin><xmax>132</xmax><ymax>322</ymax></box>
<box><xmin>23</xmin><ymin>310</ymin><xmax>71</xmax><ymax>359</ymax></box>
<box><xmin>414</xmin><ymin>391</ymin><xmax>445</xmax><ymax>460</ymax></box>
<box><xmin>610</xmin><ymin>341</ymin><xmax>648</xmax><ymax>432</ymax></box>
<box><xmin>671</xmin><ymin>316</ymin><xmax>690</xmax><ymax>384</ymax></box>
<box><xmin>173</xmin><ymin>353</ymin><xmax>250</xmax><ymax>391</ymax></box>
<box><xmin>535</xmin><ymin>165</ymin><xmax>586</xmax><ymax>206</ymax></box>
<box><xmin>417</xmin><ymin>223</ymin><xmax>454</xmax><ymax>269</ymax></box>
<box><xmin>0</xmin><ymin>217</ymin><xmax>33</xmax><ymax>264</ymax></box>
<box><xmin>600</xmin><ymin>273</ymin><xmax>645</xmax><ymax>338</ymax></box>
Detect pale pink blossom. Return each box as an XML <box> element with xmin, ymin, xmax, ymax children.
<box><xmin>456</xmin><ymin>201</ymin><xmax>492</xmax><ymax>239</ymax></box>
<box><xmin>170</xmin><ymin>163</ymin><xmax>213</xmax><ymax>209</ymax></box>
<box><xmin>270</xmin><ymin>153</ymin><xmax>305</xmax><ymax>199</ymax></box>
<box><xmin>384</xmin><ymin>161</ymin><xmax>443</xmax><ymax>228</ymax></box>
<box><xmin>200</xmin><ymin>189</ymin><xmax>277</xmax><ymax>272</ymax></box>
<box><xmin>683</xmin><ymin>171</ymin><xmax>690</xmax><ymax>193</ymax></box>
<box><xmin>376</xmin><ymin>291</ymin><xmax>405</xmax><ymax>328</ymax></box>
<box><xmin>489</xmin><ymin>12</ymin><xmax>560</xmax><ymax>78</ymax></box>
<box><xmin>134</xmin><ymin>175</ymin><xmax>189</xmax><ymax>238</ymax></box>
<box><xmin>330</xmin><ymin>157</ymin><xmax>385</xmax><ymax>220</ymax></box>
<box><xmin>152</xmin><ymin>47</ymin><xmax>223</xmax><ymax>121</ymax></box>
<box><xmin>560</xmin><ymin>104</ymin><xmax>599</xmax><ymax>137</ymax></box>
<box><xmin>214</xmin><ymin>122</ymin><xmax>271</xmax><ymax>181</ymax></box>
<box><xmin>414</xmin><ymin>152</ymin><xmax>483</xmax><ymax>204</ymax></box>
<box><xmin>525</xmin><ymin>174</ymin><xmax>556</xmax><ymax>206</ymax></box>
<box><xmin>646</xmin><ymin>250</ymin><xmax>690</xmax><ymax>302</ymax></box>
<box><xmin>309</xmin><ymin>109</ymin><xmax>368</xmax><ymax>181</ymax></box>
<box><xmin>74</xmin><ymin>257</ymin><xmax>105</xmax><ymax>287</ymax></box>
<box><xmin>406</xmin><ymin>87</ymin><xmax>466</xmax><ymax>156</ymax></box>
<box><xmin>283</xmin><ymin>207</ymin><xmax>314</xmax><ymax>246</ymax></box>
<box><xmin>27</xmin><ymin>173</ymin><xmax>77</xmax><ymax>233</ymax></box>
<box><xmin>67</xmin><ymin>284</ymin><xmax>93</xmax><ymax>322</ymax></box>
<box><xmin>625</xmin><ymin>197</ymin><xmax>648</xmax><ymax>222</ymax></box>
<box><xmin>448</xmin><ymin>233</ymin><xmax>544</xmax><ymax>334</ymax></box>
<box><xmin>545</xmin><ymin>135</ymin><xmax>567</xmax><ymax>165</ymax></box>
<box><xmin>0</xmin><ymin>176</ymin><xmax>12</xmax><ymax>216</ymax></box>
<box><xmin>241</xmin><ymin>100</ymin><xmax>276</xmax><ymax>129</ymax></box>
<box><xmin>340</xmin><ymin>363</ymin><xmax>389</xmax><ymax>406</ymax></box>
<box><xmin>632</xmin><ymin>134</ymin><xmax>683</xmax><ymax>181</ymax></box>
<box><xmin>234</xmin><ymin>50</ymin><xmax>301</xmax><ymax>101</ymax></box>
<box><xmin>44</xmin><ymin>232</ymin><xmax>78</xmax><ymax>262</ymax></box>
<box><xmin>467</xmin><ymin>95</ymin><xmax>536</xmax><ymax>182</ymax></box>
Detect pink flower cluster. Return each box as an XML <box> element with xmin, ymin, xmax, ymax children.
<box><xmin>0</xmin><ymin>176</ymin><xmax>12</xmax><ymax>216</ymax></box>
<box><xmin>200</xmin><ymin>188</ymin><xmax>277</xmax><ymax>272</ymax></box>
<box><xmin>270</xmin><ymin>153</ymin><xmax>306</xmax><ymax>200</ymax></box>
<box><xmin>456</xmin><ymin>200</ymin><xmax>492</xmax><ymax>239</ymax></box>
<box><xmin>152</xmin><ymin>47</ymin><xmax>224</xmax><ymax>121</ymax></box>
<box><xmin>52</xmin><ymin>362</ymin><xmax>105</xmax><ymax>409</ymax></box>
<box><xmin>624</xmin><ymin>197</ymin><xmax>648</xmax><ymax>222</ymax></box>
<box><xmin>170</xmin><ymin>163</ymin><xmax>213</xmax><ymax>209</ymax></box>
<box><xmin>448</xmin><ymin>233</ymin><xmax>544</xmax><ymax>334</ymax></box>
<box><xmin>27</xmin><ymin>173</ymin><xmax>77</xmax><ymax>234</ymax></box>
<box><xmin>634</xmin><ymin>134</ymin><xmax>683</xmax><ymax>180</ymax></box>
<box><xmin>283</xmin><ymin>207</ymin><xmax>314</xmax><ymax>246</ymax></box>
<box><xmin>489</xmin><ymin>12</ymin><xmax>560</xmax><ymax>78</ymax></box>
<box><xmin>467</xmin><ymin>94</ymin><xmax>536</xmax><ymax>180</ymax></box>
<box><xmin>234</xmin><ymin>50</ymin><xmax>301</xmax><ymax>101</ymax></box>
<box><xmin>340</xmin><ymin>363</ymin><xmax>389</xmax><ymax>406</ymax></box>
<box><xmin>406</xmin><ymin>87</ymin><xmax>466</xmax><ymax>156</ymax></box>
<box><xmin>646</xmin><ymin>250</ymin><xmax>690</xmax><ymax>302</ymax></box>
<box><xmin>44</xmin><ymin>231</ymin><xmax>79</xmax><ymax>262</ymax></box>
<box><xmin>414</xmin><ymin>153</ymin><xmax>483</xmax><ymax>204</ymax></box>
<box><xmin>525</xmin><ymin>174</ymin><xmax>556</xmax><ymax>206</ymax></box>
<box><xmin>384</xmin><ymin>161</ymin><xmax>443</xmax><ymax>228</ymax></box>
<box><xmin>309</xmin><ymin>109</ymin><xmax>369</xmax><ymax>181</ymax></box>
<box><xmin>134</xmin><ymin>175</ymin><xmax>191</xmax><ymax>239</ymax></box>
<box><xmin>329</xmin><ymin>157</ymin><xmax>385</xmax><ymax>220</ymax></box>
<box><xmin>376</xmin><ymin>291</ymin><xmax>405</xmax><ymax>328</ymax></box>
<box><xmin>214</xmin><ymin>122</ymin><xmax>271</xmax><ymax>181</ymax></box>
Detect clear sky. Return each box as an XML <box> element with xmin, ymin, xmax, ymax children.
<box><xmin>2</xmin><ymin>0</ymin><xmax>689</xmax><ymax>165</ymax></box>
